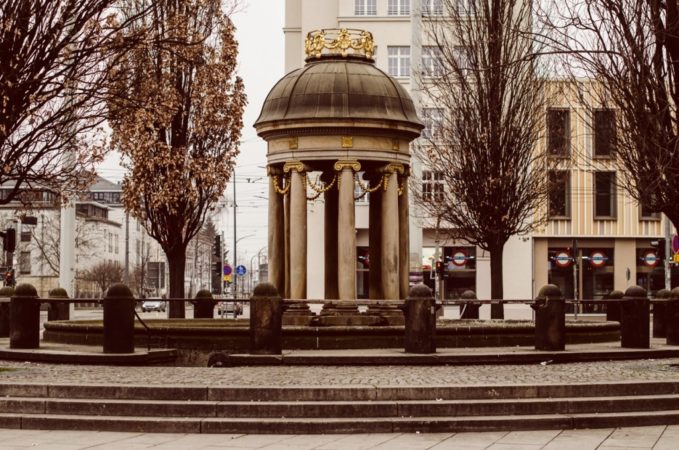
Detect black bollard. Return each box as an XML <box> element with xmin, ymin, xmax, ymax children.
<box><xmin>403</xmin><ymin>284</ymin><xmax>436</xmax><ymax>353</ymax></box>
<box><xmin>460</xmin><ymin>290</ymin><xmax>480</xmax><ymax>319</ymax></box>
<box><xmin>532</xmin><ymin>284</ymin><xmax>565</xmax><ymax>351</ymax></box>
<box><xmin>47</xmin><ymin>287</ymin><xmax>70</xmax><ymax>321</ymax></box>
<box><xmin>103</xmin><ymin>283</ymin><xmax>136</xmax><ymax>354</ymax></box>
<box><xmin>667</xmin><ymin>288</ymin><xmax>679</xmax><ymax>346</ymax></box>
<box><xmin>9</xmin><ymin>284</ymin><xmax>40</xmax><ymax>349</ymax></box>
<box><xmin>620</xmin><ymin>285</ymin><xmax>650</xmax><ymax>349</ymax></box>
<box><xmin>193</xmin><ymin>289</ymin><xmax>216</xmax><ymax>319</ymax></box>
<box><xmin>606</xmin><ymin>290</ymin><xmax>624</xmax><ymax>322</ymax></box>
<box><xmin>250</xmin><ymin>282</ymin><xmax>282</xmax><ymax>355</ymax></box>
<box><xmin>653</xmin><ymin>289</ymin><xmax>671</xmax><ymax>338</ymax></box>
<box><xmin>0</xmin><ymin>286</ymin><xmax>14</xmax><ymax>338</ymax></box>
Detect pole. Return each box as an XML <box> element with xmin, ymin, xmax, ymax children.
<box><xmin>124</xmin><ymin>213</ymin><xmax>129</xmax><ymax>284</ymax></box>
<box><xmin>665</xmin><ymin>214</ymin><xmax>672</xmax><ymax>290</ymax></box>
<box><xmin>233</xmin><ymin>169</ymin><xmax>237</xmax><ymax>299</ymax></box>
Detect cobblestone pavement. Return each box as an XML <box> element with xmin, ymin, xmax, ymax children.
<box><xmin>1</xmin><ymin>358</ymin><xmax>679</xmax><ymax>386</ymax></box>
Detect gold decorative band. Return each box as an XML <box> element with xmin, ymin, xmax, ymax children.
<box><xmin>380</xmin><ymin>163</ymin><xmax>405</xmax><ymax>175</ymax></box>
<box><xmin>334</xmin><ymin>160</ymin><xmax>361</xmax><ymax>172</ymax></box>
<box><xmin>305</xmin><ymin>28</ymin><xmax>375</xmax><ymax>60</ymax></box>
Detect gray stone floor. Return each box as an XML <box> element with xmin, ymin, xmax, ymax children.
<box><xmin>0</xmin><ymin>426</ymin><xmax>677</xmax><ymax>449</ymax></box>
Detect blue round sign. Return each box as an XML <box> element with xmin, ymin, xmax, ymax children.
<box><xmin>235</xmin><ymin>265</ymin><xmax>247</xmax><ymax>276</ymax></box>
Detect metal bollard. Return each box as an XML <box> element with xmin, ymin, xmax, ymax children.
<box><xmin>47</xmin><ymin>287</ymin><xmax>70</xmax><ymax>321</ymax></box>
<box><xmin>103</xmin><ymin>283</ymin><xmax>136</xmax><ymax>354</ymax></box>
<box><xmin>9</xmin><ymin>284</ymin><xmax>40</xmax><ymax>349</ymax></box>
<box><xmin>653</xmin><ymin>289</ymin><xmax>671</xmax><ymax>338</ymax></box>
<box><xmin>667</xmin><ymin>288</ymin><xmax>679</xmax><ymax>346</ymax></box>
<box><xmin>193</xmin><ymin>289</ymin><xmax>215</xmax><ymax>319</ymax></box>
<box><xmin>531</xmin><ymin>284</ymin><xmax>565</xmax><ymax>351</ymax></box>
<box><xmin>620</xmin><ymin>285</ymin><xmax>650</xmax><ymax>349</ymax></box>
<box><xmin>606</xmin><ymin>290</ymin><xmax>624</xmax><ymax>322</ymax></box>
<box><xmin>0</xmin><ymin>286</ymin><xmax>13</xmax><ymax>338</ymax></box>
<box><xmin>250</xmin><ymin>282</ymin><xmax>282</xmax><ymax>355</ymax></box>
<box><xmin>403</xmin><ymin>284</ymin><xmax>436</xmax><ymax>354</ymax></box>
<box><xmin>460</xmin><ymin>290</ymin><xmax>480</xmax><ymax>319</ymax></box>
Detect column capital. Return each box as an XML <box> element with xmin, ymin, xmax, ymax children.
<box><xmin>283</xmin><ymin>161</ymin><xmax>310</xmax><ymax>173</ymax></box>
<box><xmin>379</xmin><ymin>163</ymin><xmax>405</xmax><ymax>175</ymax></box>
<box><xmin>333</xmin><ymin>160</ymin><xmax>361</xmax><ymax>172</ymax></box>
<box><xmin>267</xmin><ymin>165</ymin><xmax>284</xmax><ymax>176</ymax></box>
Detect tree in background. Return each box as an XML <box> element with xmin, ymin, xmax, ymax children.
<box><xmin>417</xmin><ymin>0</ymin><xmax>554</xmax><ymax>316</ymax></box>
<box><xmin>0</xmin><ymin>0</ymin><xmax>146</xmax><ymax>205</ymax></box>
<box><xmin>108</xmin><ymin>0</ymin><xmax>245</xmax><ymax>317</ymax></box>
<box><xmin>540</xmin><ymin>0</ymin><xmax>679</xmax><ymax>231</ymax></box>
<box><xmin>80</xmin><ymin>260</ymin><xmax>124</xmax><ymax>296</ymax></box>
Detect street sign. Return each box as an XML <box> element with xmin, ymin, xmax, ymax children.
<box><xmin>673</xmin><ymin>235</ymin><xmax>679</xmax><ymax>253</ymax></box>
<box><xmin>236</xmin><ymin>265</ymin><xmax>247</xmax><ymax>276</ymax></box>
<box><xmin>554</xmin><ymin>251</ymin><xmax>572</xmax><ymax>268</ymax></box>
<box><xmin>643</xmin><ymin>251</ymin><xmax>659</xmax><ymax>267</ymax></box>
<box><xmin>451</xmin><ymin>250</ymin><xmax>468</xmax><ymax>267</ymax></box>
<box><xmin>223</xmin><ymin>264</ymin><xmax>232</xmax><ymax>276</ymax></box>
<box><xmin>590</xmin><ymin>251</ymin><xmax>607</xmax><ymax>268</ymax></box>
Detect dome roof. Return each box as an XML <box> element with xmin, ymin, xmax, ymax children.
<box><xmin>254</xmin><ymin>56</ymin><xmax>423</xmax><ymax>137</ymax></box>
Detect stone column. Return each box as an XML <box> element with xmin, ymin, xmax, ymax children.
<box><xmin>335</xmin><ymin>161</ymin><xmax>361</xmax><ymax>300</ymax></box>
<box><xmin>285</xmin><ymin>161</ymin><xmax>307</xmax><ymax>299</ymax></box>
<box><xmin>368</xmin><ymin>175</ymin><xmax>383</xmax><ymax>299</ymax></box>
<box><xmin>284</xmin><ymin>186</ymin><xmax>291</xmax><ymax>298</ymax></box>
<box><xmin>267</xmin><ymin>166</ymin><xmax>285</xmax><ymax>297</ymax></box>
<box><xmin>381</xmin><ymin>164</ymin><xmax>404</xmax><ymax>300</ymax></box>
<box><xmin>398</xmin><ymin>170</ymin><xmax>410</xmax><ymax>299</ymax></box>
<box><xmin>323</xmin><ymin>170</ymin><xmax>339</xmax><ymax>300</ymax></box>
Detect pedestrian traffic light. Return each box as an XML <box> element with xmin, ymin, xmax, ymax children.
<box><xmin>4</xmin><ymin>269</ymin><xmax>15</xmax><ymax>287</ymax></box>
<box><xmin>213</xmin><ymin>235</ymin><xmax>221</xmax><ymax>258</ymax></box>
<box><xmin>213</xmin><ymin>262</ymin><xmax>221</xmax><ymax>275</ymax></box>
<box><xmin>435</xmin><ymin>260</ymin><xmax>444</xmax><ymax>276</ymax></box>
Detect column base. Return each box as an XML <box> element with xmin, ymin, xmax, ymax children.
<box><xmin>282</xmin><ymin>302</ymin><xmax>315</xmax><ymax>326</ymax></box>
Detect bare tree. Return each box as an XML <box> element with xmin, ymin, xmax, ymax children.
<box><xmin>80</xmin><ymin>260</ymin><xmax>124</xmax><ymax>296</ymax></box>
<box><xmin>0</xmin><ymin>1</ymin><xmax>148</xmax><ymax>206</ymax></box>
<box><xmin>108</xmin><ymin>0</ymin><xmax>246</xmax><ymax>317</ymax></box>
<box><xmin>539</xmin><ymin>1</ymin><xmax>679</xmax><ymax>230</ymax></box>
<box><xmin>417</xmin><ymin>0</ymin><xmax>554</xmax><ymax>316</ymax></box>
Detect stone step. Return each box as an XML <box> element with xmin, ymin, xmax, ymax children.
<box><xmin>2</xmin><ymin>410</ymin><xmax>679</xmax><ymax>434</ymax></box>
<box><xmin>2</xmin><ymin>394</ymin><xmax>679</xmax><ymax>418</ymax></box>
<box><xmin>3</xmin><ymin>380</ymin><xmax>679</xmax><ymax>402</ymax></box>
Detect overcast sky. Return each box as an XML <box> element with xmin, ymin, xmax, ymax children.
<box><xmin>98</xmin><ymin>0</ymin><xmax>285</xmax><ymax>269</ymax></box>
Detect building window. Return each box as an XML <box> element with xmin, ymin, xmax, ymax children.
<box><xmin>594</xmin><ymin>171</ymin><xmax>616</xmax><ymax>218</ymax></box>
<box><xmin>422</xmin><ymin>46</ymin><xmax>444</xmax><ymax>77</ymax></box>
<box><xmin>423</xmin><ymin>0</ymin><xmax>443</xmax><ymax>15</ymax></box>
<box><xmin>640</xmin><ymin>201</ymin><xmax>661</xmax><ymax>220</ymax></box>
<box><xmin>19</xmin><ymin>251</ymin><xmax>31</xmax><ymax>274</ymax></box>
<box><xmin>387</xmin><ymin>46</ymin><xmax>410</xmax><ymax>77</ymax></box>
<box><xmin>388</xmin><ymin>0</ymin><xmax>409</xmax><ymax>15</ymax></box>
<box><xmin>355</xmin><ymin>0</ymin><xmax>377</xmax><ymax>15</ymax></box>
<box><xmin>548</xmin><ymin>170</ymin><xmax>570</xmax><ymax>218</ymax></box>
<box><xmin>20</xmin><ymin>231</ymin><xmax>31</xmax><ymax>242</ymax></box>
<box><xmin>457</xmin><ymin>0</ymin><xmax>476</xmax><ymax>15</ymax></box>
<box><xmin>422</xmin><ymin>107</ymin><xmax>444</xmax><ymax>140</ymax></box>
<box><xmin>593</xmin><ymin>109</ymin><xmax>615</xmax><ymax>157</ymax></box>
<box><xmin>114</xmin><ymin>233</ymin><xmax>119</xmax><ymax>254</ymax></box>
<box><xmin>422</xmin><ymin>170</ymin><xmax>444</xmax><ymax>202</ymax></box>
<box><xmin>546</xmin><ymin>108</ymin><xmax>570</xmax><ymax>157</ymax></box>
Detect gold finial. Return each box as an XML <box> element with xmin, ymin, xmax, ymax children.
<box><xmin>304</xmin><ymin>28</ymin><xmax>375</xmax><ymax>61</ymax></box>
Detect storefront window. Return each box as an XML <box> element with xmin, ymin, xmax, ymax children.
<box><xmin>357</xmin><ymin>247</ymin><xmax>370</xmax><ymax>299</ymax></box>
<box><xmin>581</xmin><ymin>248</ymin><xmax>614</xmax><ymax>312</ymax></box>
<box><xmin>547</xmin><ymin>248</ymin><xmax>575</xmax><ymax>299</ymax></box>
<box><xmin>636</xmin><ymin>248</ymin><xmax>664</xmax><ymax>296</ymax></box>
<box><xmin>421</xmin><ymin>246</ymin><xmax>476</xmax><ymax>299</ymax></box>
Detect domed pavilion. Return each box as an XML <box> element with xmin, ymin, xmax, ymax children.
<box><xmin>254</xmin><ymin>28</ymin><xmax>423</xmax><ymax>302</ymax></box>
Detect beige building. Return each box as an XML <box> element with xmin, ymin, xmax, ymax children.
<box><xmin>282</xmin><ymin>0</ymin><xmax>674</xmax><ymax>303</ymax></box>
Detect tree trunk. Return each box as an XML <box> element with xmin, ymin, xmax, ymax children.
<box><xmin>167</xmin><ymin>250</ymin><xmax>186</xmax><ymax>318</ymax></box>
<box><xmin>489</xmin><ymin>243</ymin><xmax>504</xmax><ymax>319</ymax></box>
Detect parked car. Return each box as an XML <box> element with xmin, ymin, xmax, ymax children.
<box><xmin>141</xmin><ymin>299</ymin><xmax>166</xmax><ymax>312</ymax></box>
<box><xmin>217</xmin><ymin>301</ymin><xmax>242</xmax><ymax>317</ymax></box>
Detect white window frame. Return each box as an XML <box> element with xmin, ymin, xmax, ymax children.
<box><xmin>388</xmin><ymin>46</ymin><xmax>411</xmax><ymax>77</ymax></box>
<box><xmin>423</xmin><ymin>46</ymin><xmax>444</xmax><ymax>77</ymax></box>
<box><xmin>422</xmin><ymin>107</ymin><xmax>444</xmax><ymax>140</ymax></box>
<box><xmin>355</xmin><ymin>0</ymin><xmax>377</xmax><ymax>15</ymax></box>
<box><xmin>422</xmin><ymin>170</ymin><xmax>445</xmax><ymax>202</ymax></box>
<box><xmin>388</xmin><ymin>0</ymin><xmax>410</xmax><ymax>15</ymax></box>
<box><xmin>423</xmin><ymin>0</ymin><xmax>443</xmax><ymax>15</ymax></box>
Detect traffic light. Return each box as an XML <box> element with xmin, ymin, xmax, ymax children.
<box><xmin>435</xmin><ymin>260</ymin><xmax>445</xmax><ymax>276</ymax></box>
<box><xmin>650</xmin><ymin>238</ymin><xmax>666</xmax><ymax>261</ymax></box>
<box><xmin>213</xmin><ymin>235</ymin><xmax>221</xmax><ymax>258</ymax></box>
<box><xmin>4</xmin><ymin>269</ymin><xmax>15</xmax><ymax>287</ymax></box>
<box><xmin>213</xmin><ymin>261</ymin><xmax>221</xmax><ymax>275</ymax></box>
<box><xmin>2</xmin><ymin>228</ymin><xmax>15</xmax><ymax>253</ymax></box>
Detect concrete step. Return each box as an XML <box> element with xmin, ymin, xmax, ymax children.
<box><xmin>3</xmin><ymin>380</ymin><xmax>679</xmax><ymax>402</ymax></box>
<box><xmin>2</xmin><ymin>410</ymin><xmax>679</xmax><ymax>434</ymax></box>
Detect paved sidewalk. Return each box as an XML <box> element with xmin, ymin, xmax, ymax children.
<box><xmin>0</xmin><ymin>426</ymin><xmax>677</xmax><ymax>449</ymax></box>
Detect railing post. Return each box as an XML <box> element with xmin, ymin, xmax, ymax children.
<box><xmin>532</xmin><ymin>284</ymin><xmax>565</xmax><ymax>351</ymax></box>
<box><xmin>47</xmin><ymin>287</ymin><xmax>70</xmax><ymax>321</ymax></box>
<box><xmin>0</xmin><ymin>286</ymin><xmax>13</xmax><ymax>338</ymax></box>
<box><xmin>403</xmin><ymin>284</ymin><xmax>436</xmax><ymax>353</ymax></box>
<box><xmin>606</xmin><ymin>290</ymin><xmax>624</xmax><ymax>322</ymax></box>
<box><xmin>193</xmin><ymin>289</ymin><xmax>216</xmax><ymax>319</ymax></box>
<box><xmin>9</xmin><ymin>284</ymin><xmax>40</xmax><ymax>349</ymax></box>
<box><xmin>103</xmin><ymin>283</ymin><xmax>135</xmax><ymax>354</ymax></box>
<box><xmin>460</xmin><ymin>290</ymin><xmax>480</xmax><ymax>319</ymax></box>
<box><xmin>250</xmin><ymin>282</ymin><xmax>282</xmax><ymax>355</ymax></box>
<box><xmin>620</xmin><ymin>285</ymin><xmax>650</xmax><ymax>349</ymax></box>
<box><xmin>653</xmin><ymin>289</ymin><xmax>671</xmax><ymax>338</ymax></box>
<box><xmin>666</xmin><ymin>287</ymin><xmax>679</xmax><ymax>346</ymax></box>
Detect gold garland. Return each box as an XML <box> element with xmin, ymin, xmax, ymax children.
<box><xmin>304</xmin><ymin>173</ymin><xmax>337</xmax><ymax>201</ymax></box>
<box><xmin>355</xmin><ymin>173</ymin><xmax>385</xmax><ymax>194</ymax></box>
<box><xmin>397</xmin><ymin>175</ymin><xmax>407</xmax><ymax>196</ymax></box>
<box><xmin>271</xmin><ymin>175</ymin><xmax>290</xmax><ymax>195</ymax></box>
